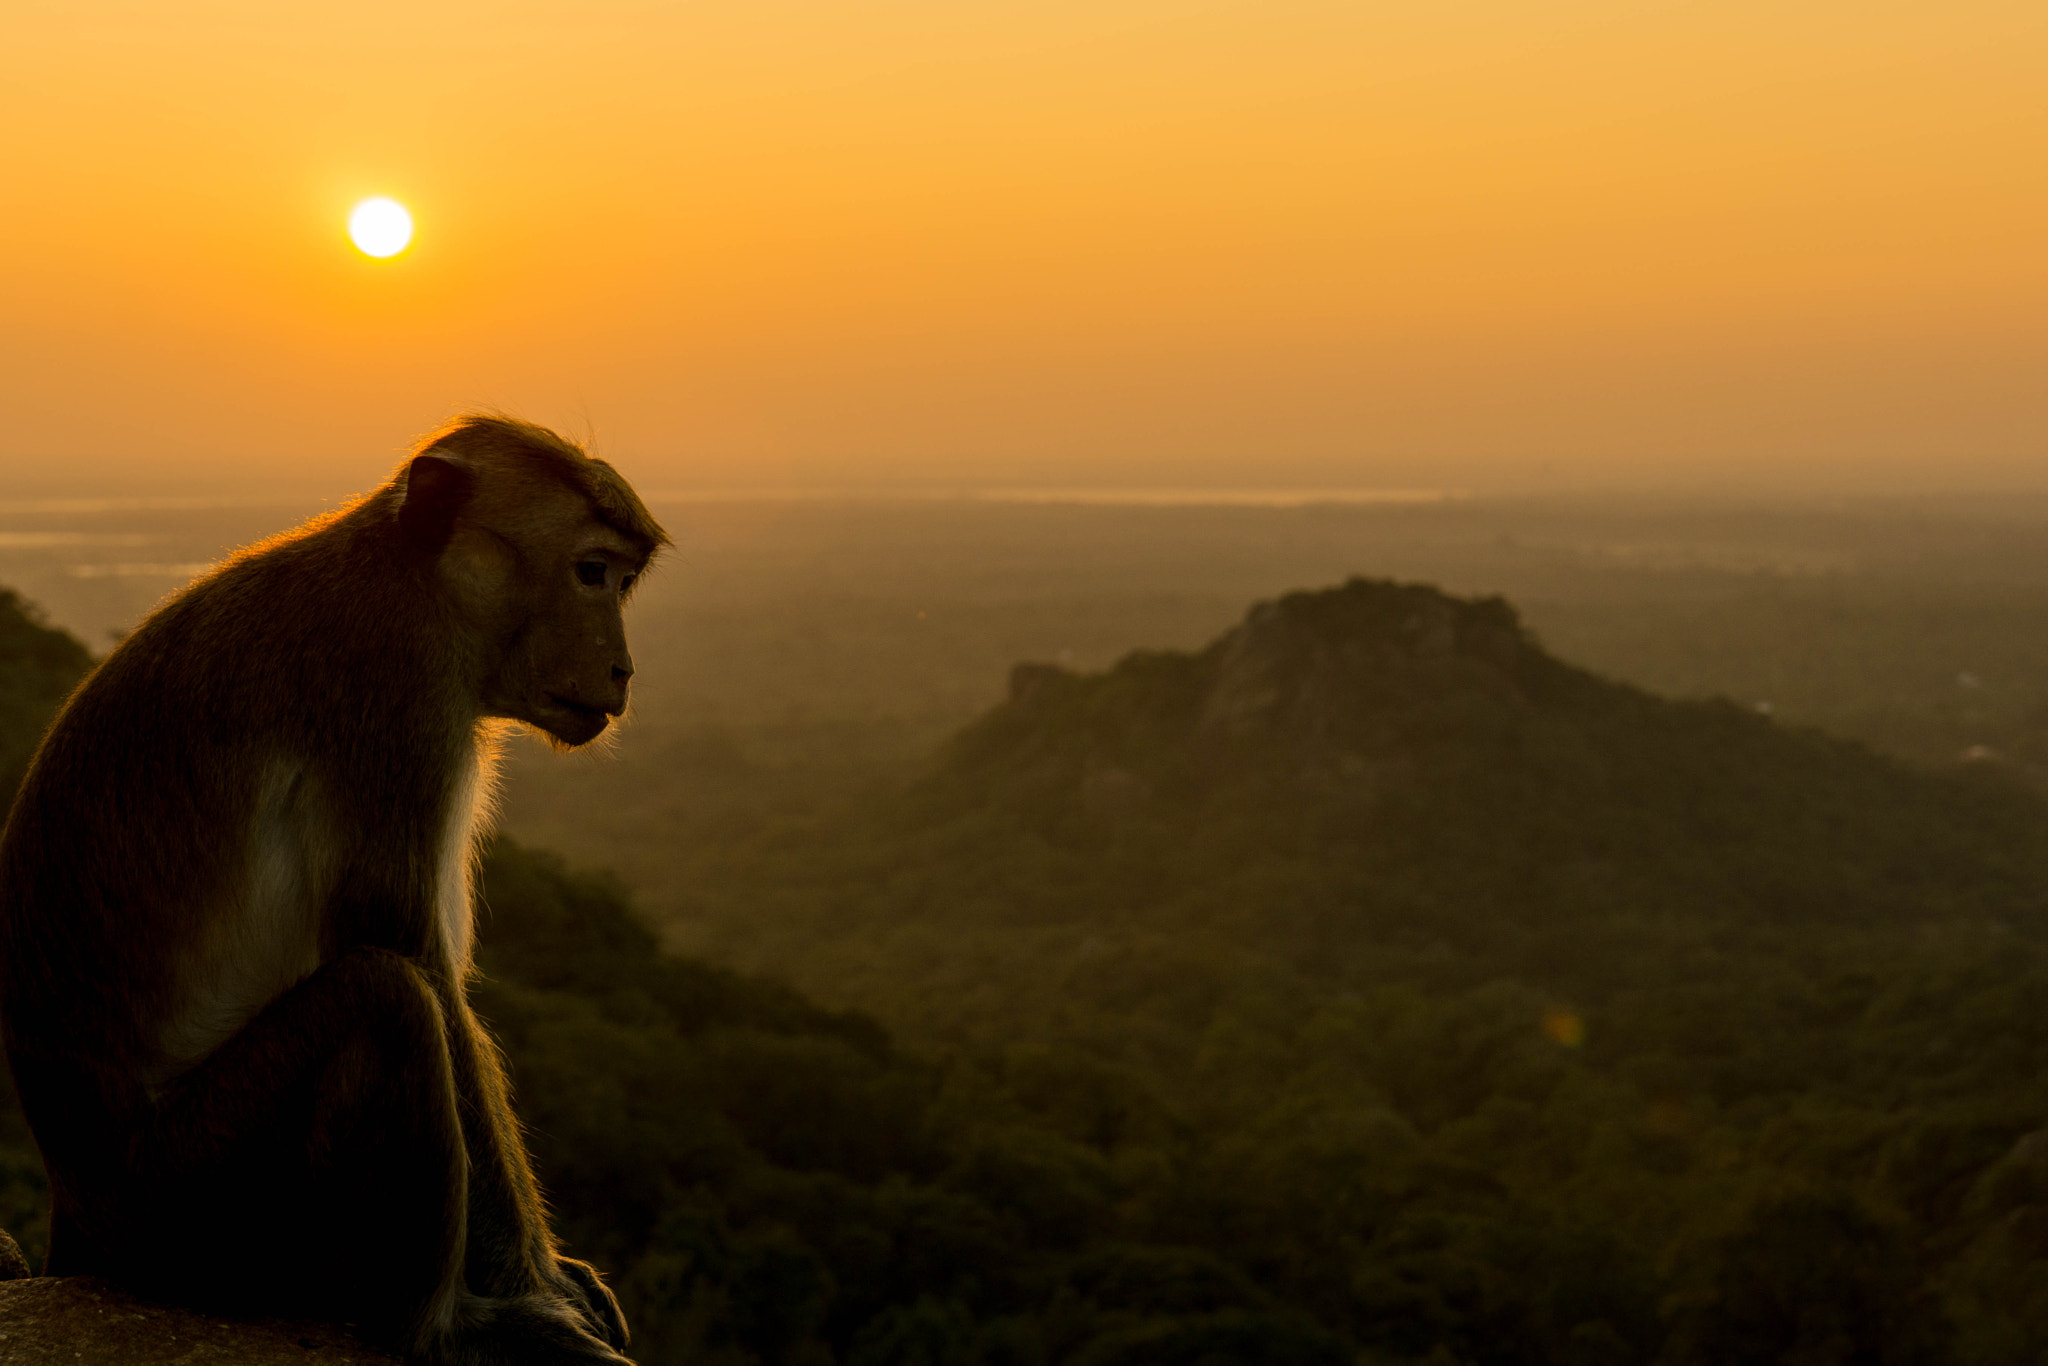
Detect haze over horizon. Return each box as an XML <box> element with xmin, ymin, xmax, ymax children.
<box><xmin>5</xmin><ymin>0</ymin><xmax>2044</xmax><ymax>498</ymax></box>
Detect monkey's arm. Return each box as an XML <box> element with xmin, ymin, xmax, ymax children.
<box><xmin>314</xmin><ymin>845</ymin><xmax>628</xmax><ymax>1355</ymax></box>
<box><xmin>442</xmin><ymin>989</ymin><xmax>629</xmax><ymax>1352</ymax></box>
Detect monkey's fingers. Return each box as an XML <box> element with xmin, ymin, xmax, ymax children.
<box><xmin>432</xmin><ymin>1293</ymin><xmax>634</xmax><ymax>1366</ymax></box>
<box><xmin>552</xmin><ymin>1257</ymin><xmax>628</xmax><ymax>1351</ymax></box>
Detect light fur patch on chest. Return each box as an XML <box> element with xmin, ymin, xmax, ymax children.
<box><xmin>436</xmin><ymin>724</ymin><xmax>505</xmax><ymax>975</ymax></box>
<box><xmin>155</xmin><ymin>757</ymin><xmax>336</xmax><ymax>1084</ymax></box>
<box><xmin>151</xmin><ymin>733</ymin><xmax>503</xmax><ymax>1088</ymax></box>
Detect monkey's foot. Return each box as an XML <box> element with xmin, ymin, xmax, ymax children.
<box><xmin>427</xmin><ymin>1292</ymin><xmax>633</xmax><ymax>1366</ymax></box>
<box><xmin>549</xmin><ymin>1257</ymin><xmax>627</xmax><ymax>1351</ymax></box>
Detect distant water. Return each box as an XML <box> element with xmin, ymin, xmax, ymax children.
<box><xmin>0</xmin><ymin>496</ymin><xmax>293</xmax><ymax>515</ymax></box>
<box><xmin>639</xmin><ymin>486</ymin><xmax>1465</xmax><ymax>508</ymax></box>
<box><xmin>63</xmin><ymin>563</ymin><xmax>219</xmax><ymax>579</ymax></box>
<box><xmin>968</xmin><ymin>487</ymin><xmax>1464</xmax><ymax>508</ymax></box>
<box><xmin>0</xmin><ymin>499</ymin><xmax>318</xmax><ymax>644</ymax></box>
<box><xmin>0</xmin><ymin>533</ymin><xmax>155</xmax><ymax>548</ymax></box>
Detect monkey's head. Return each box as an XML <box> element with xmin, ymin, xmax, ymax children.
<box><xmin>394</xmin><ymin>416</ymin><xmax>671</xmax><ymax>747</ymax></box>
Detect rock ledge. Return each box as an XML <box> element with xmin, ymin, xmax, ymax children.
<box><xmin>0</xmin><ymin>1277</ymin><xmax>402</xmax><ymax>1364</ymax></box>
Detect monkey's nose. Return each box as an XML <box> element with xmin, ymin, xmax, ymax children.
<box><xmin>600</xmin><ymin>662</ymin><xmax>633</xmax><ymax>716</ymax></box>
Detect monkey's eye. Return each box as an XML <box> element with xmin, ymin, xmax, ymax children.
<box><xmin>620</xmin><ymin>572</ymin><xmax>638</xmax><ymax>593</ymax></box>
<box><xmin>575</xmin><ymin>561</ymin><xmax>608</xmax><ymax>588</ymax></box>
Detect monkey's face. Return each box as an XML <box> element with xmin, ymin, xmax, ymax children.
<box><xmin>469</xmin><ymin>510</ymin><xmax>650</xmax><ymax>748</ymax></box>
<box><xmin>405</xmin><ymin>448</ymin><xmax>662</xmax><ymax>748</ymax></box>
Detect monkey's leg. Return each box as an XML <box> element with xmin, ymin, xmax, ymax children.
<box><xmin>441</xmin><ymin>994</ymin><xmax>631</xmax><ymax>1354</ymax></box>
<box><xmin>132</xmin><ymin>948</ymin><xmax>468</xmax><ymax>1352</ymax></box>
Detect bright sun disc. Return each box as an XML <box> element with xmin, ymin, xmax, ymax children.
<box><xmin>348</xmin><ymin>198</ymin><xmax>413</xmax><ymax>258</ymax></box>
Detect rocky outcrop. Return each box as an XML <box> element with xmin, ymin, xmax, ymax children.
<box><xmin>1197</xmin><ymin>579</ymin><xmax>1540</xmax><ymax>740</ymax></box>
<box><xmin>0</xmin><ymin>1278</ymin><xmax>402</xmax><ymax>1365</ymax></box>
<box><xmin>945</xmin><ymin>578</ymin><xmax>1583</xmax><ymax>813</ymax></box>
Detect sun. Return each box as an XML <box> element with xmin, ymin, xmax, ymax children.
<box><xmin>348</xmin><ymin>198</ymin><xmax>414</xmax><ymax>258</ymax></box>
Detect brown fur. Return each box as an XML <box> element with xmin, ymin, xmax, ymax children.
<box><xmin>0</xmin><ymin>416</ymin><xmax>666</xmax><ymax>1363</ymax></box>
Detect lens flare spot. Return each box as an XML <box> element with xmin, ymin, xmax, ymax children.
<box><xmin>348</xmin><ymin>198</ymin><xmax>413</xmax><ymax>258</ymax></box>
<box><xmin>1541</xmin><ymin>1008</ymin><xmax>1585</xmax><ymax>1047</ymax></box>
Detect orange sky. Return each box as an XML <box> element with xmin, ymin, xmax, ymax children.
<box><xmin>3</xmin><ymin>1</ymin><xmax>2044</xmax><ymax>496</ymax></box>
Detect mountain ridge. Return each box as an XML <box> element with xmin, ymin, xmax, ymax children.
<box><xmin>910</xmin><ymin>577</ymin><xmax>2048</xmax><ymax>976</ymax></box>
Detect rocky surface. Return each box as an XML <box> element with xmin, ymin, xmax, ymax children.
<box><xmin>0</xmin><ymin>1278</ymin><xmax>402</xmax><ymax>1364</ymax></box>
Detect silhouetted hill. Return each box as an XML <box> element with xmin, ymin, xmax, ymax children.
<box><xmin>927</xmin><ymin>577</ymin><xmax>2048</xmax><ymax>977</ymax></box>
<box><xmin>0</xmin><ymin>591</ymin><xmax>92</xmax><ymax>802</ymax></box>
<box><xmin>709</xmin><ymin>579</ymin><xmax>2048</xmax><ymax>1054</ymax></box>
<box><xmin>0</xmin><ymin>593</ymin><xmax>89</xmax><ymax>1262</ymax></box>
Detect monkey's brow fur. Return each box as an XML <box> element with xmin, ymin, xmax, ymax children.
<box><xmin>416</xmin><ymin>413</ymin><xmax>672</xmax><ymax>552</ymax></box>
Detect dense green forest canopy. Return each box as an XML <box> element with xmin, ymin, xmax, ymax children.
<box><xmin>5</xmin><ymin>579</ymin><xmax>2048</xmax><ymax>1364</ymax></box>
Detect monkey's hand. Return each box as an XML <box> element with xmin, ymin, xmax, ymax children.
<box><xmin>430</xmin><ymin>1290</ymin><xmax>632</xmax><ymax>1366</ymax></box>
<box><xmin>552</xmin><ymin>1256</ymin><xmax>628</xmax><ymax>1351</ymax></box>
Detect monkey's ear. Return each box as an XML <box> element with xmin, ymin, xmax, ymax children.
<box><xmin>398</xmin><ymin>455</ymin><xmax>473</xmax><ymax>554</ymax></box>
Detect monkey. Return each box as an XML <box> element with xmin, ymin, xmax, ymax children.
<box><xmin>0</xmin><ymin>416</ymin><xmax>668</xmax><ymax>1364</ymax></box>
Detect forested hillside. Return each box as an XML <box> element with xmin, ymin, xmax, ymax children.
<box><xmin>0</xmin><ymin>593</ymin><xmax>92</xmax><ymax>803</ymax></box>
<box><xmin>646</xmin><ymin>579</ymin><xmax>2048</xmax><ymax>1364</ymax></box>
<box><xmin>7</xmin><ymin>581</ymin><xmax>2048</xmax><ymax>1363</ymax></box>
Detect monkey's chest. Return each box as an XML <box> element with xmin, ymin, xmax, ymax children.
<box><xmin>151</xmin><ymin>770</ymin><xmax>338</xmax><ymax>1085</ymax></box>
<box><xmin>150</xmin><ymin>753</ymin><xmax>486</xmax><ymax>1088</ymax></box>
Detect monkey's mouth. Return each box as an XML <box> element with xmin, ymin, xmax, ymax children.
<box><xmin>546</xmin><ymin>693</ymin><xmax>609</xmax><ymax>719</ymax></box>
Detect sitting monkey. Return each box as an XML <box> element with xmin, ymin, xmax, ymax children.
<box><xmin>0</xmin><ymin>416</ymin><xmax>666</xmax><ymax>1363</ymax></box>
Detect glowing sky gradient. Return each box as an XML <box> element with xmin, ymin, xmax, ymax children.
<box><xmin>3</xmin><ymin>1</ymin><xmax>2044</xmax><ymax>494</ymax></box>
